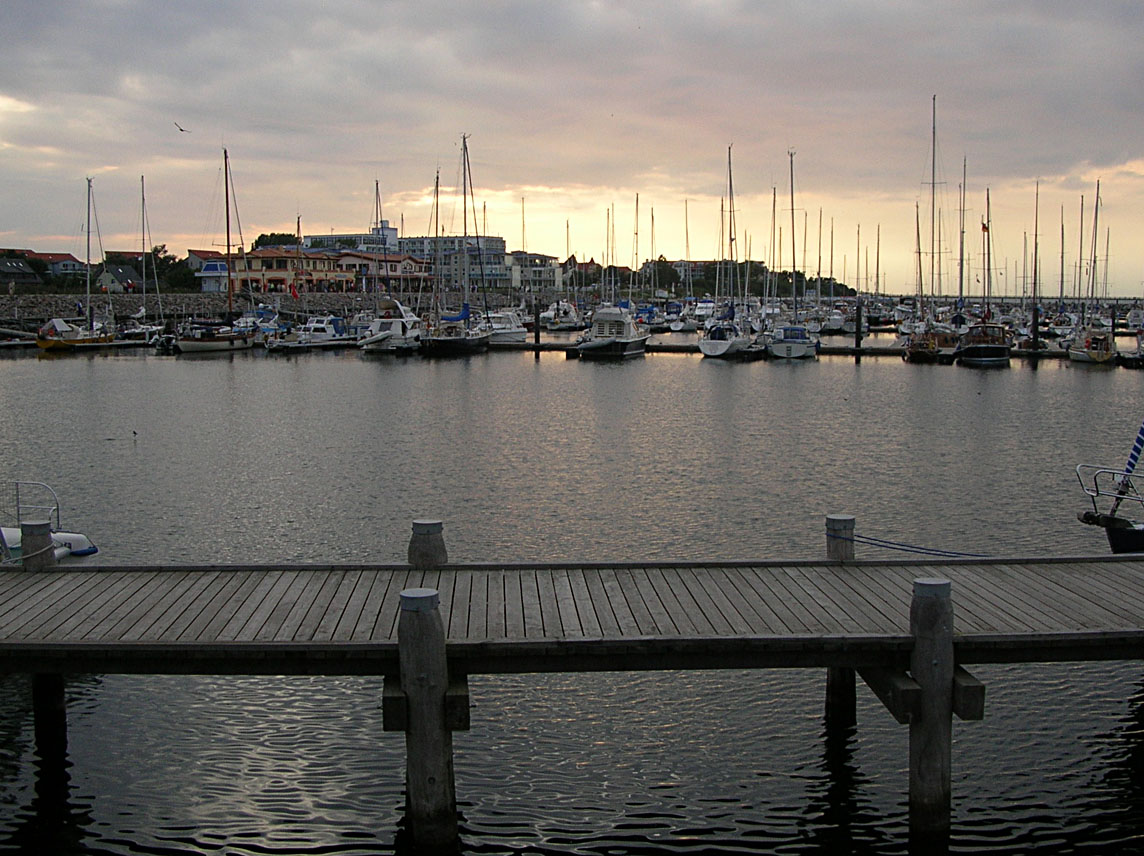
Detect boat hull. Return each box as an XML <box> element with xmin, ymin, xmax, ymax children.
<box><xmin>176</xmin><ymin>334</ymin><xmax>255</xmax><ymax>353</ymax></box>
<box><xmin>576</xmin><ymin>335</ymin><xmax>649</xmax><ymax>359</ymax></box>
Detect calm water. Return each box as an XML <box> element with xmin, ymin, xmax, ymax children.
<box><xmin>0</xmin><ymin>341</ymin><xmax>1142</xmax><ymax>854</ymax></box>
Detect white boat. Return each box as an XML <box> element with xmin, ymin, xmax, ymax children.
<box><xmin>358</xmin><ymin>297</ymin><xmax>424</xmax><ymax>353</ymax></box>
<box><xmin>766</xmin><ymin>324</ymin><xmax>817</xmax><ymax>359</ymax></box>
<box><xmin>575</xmin><ymin>302</ymin><xmax>649</xmax><ymax>359</ymax></box>
<box><xmin>698</xmin><ymin>147</ymin><xmax>752</xmax><ymax>360</ymax></box>
<box><xmin>483</xmin><ymin>308</ymin><xmax>529</xmax><ymax>344</ymax></box>
<box><xmin>1067</xmin><ymin>325</ymin><xmax>1117</xmax><ymax>365</ymax></box>
<box><xmin>1</xmin><ymin>482</ymin><xmax>97</xmax><ymax>563</ymax></box>
<box><xmin>542</xmin><ymin>300</ymin><xmax>582</xmax><ymax>331</ymax></box>
<box><xmin>698</xmin><ymin>318</ymin><xmax>751</xmax><ymax>358</ymax></box>
<box><xmin>36</xmin><ymin>179</ymin><xmax>118</xmax><ymax>351</ymax></box>
<box><xmin>266</xmin><ymin>315</ymin><xmax>356</xmax><ymax>352</ymax></box>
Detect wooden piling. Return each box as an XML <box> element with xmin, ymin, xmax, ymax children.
<box><xmin>32</xmin><ymin>673</ymin><xmax>67</xmax><ymax>760</ymax></box>
<box><xmin>398</xmin><ymin>587</ymin><xmax>459</xmax><ymax>853</ymax></box>
<box><xmin>408</xmin><ymin>519</ymin><xmax>447</xmax><ymax>570</ymax></box>
<box><xmin>825</xmin><ymin>514</ymin><xmax>855</xmax><ymax>562</ymax></box>
<box><xmin>20</xmin><ymin>519</ymin><xmax>56</xmax><ymax>572</ymax></box>
<box><xmin>825</xmin><ymin>514</ymin><xmax>857</xmax><ymax>727</ymax></box>
<box><xmin>909</xmin><ymin>577</ymin><xmax>953</xmax><ymax>842</ymax></box>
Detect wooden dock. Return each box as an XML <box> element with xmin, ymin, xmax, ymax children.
<box><xmin>2</xmin><ymin>556</ymin><xmax>1142</xmax><ymax>674</ymax></box>
<box><xmin>4</xmin><ymin>547</ymin><xmax>1143</xmax><ymax>850</ymax></box>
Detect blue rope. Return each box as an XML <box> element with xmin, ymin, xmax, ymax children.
<box><xmin>827</xmin><ymin>531</ymin><xmax>990</xmax><ymax>559</ymax></box>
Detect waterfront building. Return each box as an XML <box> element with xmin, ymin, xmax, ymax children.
<box><xmin>508</xmin><ymin>251</ymin><xmax>560</xmax><ymax>295</ymax></box>
<box><xmin>304</xmin><ymin>223</ymin><xmax>399</xmax><ymax>255</ymax></box>
<box><xmin>336</xmin><ymin>251</ymin><xmax>430</xmax><ymax>293</ymax></box>
<box><xmin>398</xmin><ymin>234</ymin><xmax>509</xmax><ymax>293</ymax></box>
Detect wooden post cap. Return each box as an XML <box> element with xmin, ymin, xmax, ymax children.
<box><xmin>913</xmin><ymin>578</ymin><xmax>951</xmax><ymax>598</ymax></box>
<box><xmin>19</xmin><ymin>519</ymin><xmax>52</xmax><ymax>537</ymax></box>
<box><xmin>401</xmin><ymin>588</ymin><xmax>440</xmax><ymax>611</ymax></box>
<box><xmin>411</xmin><ymin>519</ymin><xmax>443</xmax><ymax>535</ymax></box>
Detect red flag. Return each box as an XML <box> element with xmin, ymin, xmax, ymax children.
<box><xmin>981</xmin><ymin>222</ymin><xmax>989</xmax><ymax>233</ymax></box>
<box><xmin>290</xmin><ymin>281</ymin><xmax>300</xmax><ymax>299</ymax></box>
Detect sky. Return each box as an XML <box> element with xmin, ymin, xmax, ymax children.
<box><xmin>2</xmin><ymin>1</ymin><xmax>1143</xmax><ymax>298</ymax></box>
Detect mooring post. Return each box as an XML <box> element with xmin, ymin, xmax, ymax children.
<box><xmin>32</xmin><ymin>672</ymin><xmax>67</xmax><ymax>761</ymax></box>
<box><xmin>854</xmin><ymin>298</ymin><xmax>863</xmax><ymax>364</ymax></box>
<box><xmin>534</xmin><ymin>300</ymin><xmax>541</xmax><ymax>359</ymax></box>
<box><xmin>909</xmin><ymin>577</ymin><xmax>954</xmax><ymax>843</ymax></box>
<box><xmin>20</xmin><ymin>519</ymin><xmax>56</xmax><ymax>572</ymax></box>
<box><xmin>398</xmin><ymin>587</ymin><xmax>458</xmax><ymax>853</ymax></box>
<box><xmin>408</xmin><ymin>519</ymin><xmax>447</xmax><ymax>570</ymax></box>
<box><xmin>825</xmin><ymin>514</ymin><xmax>857</xmax><ymax>727</ymax></box>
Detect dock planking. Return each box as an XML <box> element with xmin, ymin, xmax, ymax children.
<box><xmin>0</xmin><ymin>556</ymin><xmax>1143</xmax><ymax>675</ymax></box>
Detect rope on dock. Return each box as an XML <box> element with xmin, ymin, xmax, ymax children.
<box><xmin>828</xmin><ymin>531</ymin><xmax>990</xmax><ymax>559</ymax></box>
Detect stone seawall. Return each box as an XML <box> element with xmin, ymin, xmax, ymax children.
<box><xmin>0</xmin><ymin>292</ymin><xmax>445</xmax><ymax>330</ymax></box>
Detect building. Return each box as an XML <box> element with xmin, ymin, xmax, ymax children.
<box><xmin>232</xmin><ymin>247</ymin><xmax>352</xmax><ymax>293</ymax></box>
<box><xmin>24</xmin><ymin>252</ymin><xmax>84</xmax><ymax>278</ymax></box>
<box><xmin>97</xmin><ymin>264</ymin><xmax>141</xmax><ymax>293</ymax></box>
<box><xmin>0</xmin><ymin>257</ymin><xmax>41</xmax><ymax>289</ymax></box>
<box><xmin>186</xmin><ymin>249</ymin><xmax>225</xmax><ymax>272</ymax></box>
<box><xmin>304</xmin><ymin>223</ymin><xmax>399</xmax><ymax>255</ymax></box>
<box><xmin>508</xmin><ymin>251</ymin><xmax>560</xmax><ymax>295</ymax></box>
<box><xmin>399</xmin><ymin>235</ymin><xmax>509</xmax><ymax>293</ymax></box>
<box><xmin>336</xmin><ymin>252</ymin><xmax>430</xmax><ymax>293</ymax></box>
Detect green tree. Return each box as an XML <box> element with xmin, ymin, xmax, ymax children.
<box><xmin>252</xmin><ymin>233</ymin><xmax>298</xmax><ymax>250</ymax></box>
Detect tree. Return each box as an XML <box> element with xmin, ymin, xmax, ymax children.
<box><xmin>252</xmin><ymin>233</ymin><xmax>298</xmax><ymax>250</ymax></box>
<box><xmin>653</xmin><ymin>255</ymin><xmax>680</xmax><ymax>290</ymax></box>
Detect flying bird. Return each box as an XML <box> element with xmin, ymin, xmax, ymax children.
<box><xmin>174</xmin><ymin>122</ymin><xmax>190</xmax><ymax>133</ymax></box>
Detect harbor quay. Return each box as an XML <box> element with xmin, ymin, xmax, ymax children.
<box><xmin>3</xmin><ymin>517</ymin><xmax>1143</xmax><ymax>853</ymax></box>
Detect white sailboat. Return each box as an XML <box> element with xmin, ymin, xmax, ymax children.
<box><xmin>423</xmin><ymin>137</ymin><xmax>491</xmax><ymax>356</ymax></box>
<box><xmin>36</xmin><ymin>178</ymin><xmax>118</xmax><ymax>351</ymax></box>
<box><xmin>699</xmin><ymin>146</ymin><xmax>751</xmax><ymax>358</ymax></box>
<box><xmin>766</xmin><ymin>151</ymin><xmax>817</xmax><ymax>359</ymax></box>
<box><xmin>1068</xmin><ymin>181</ymin><xmax>1117</xmax><ymax>365</ymax></box>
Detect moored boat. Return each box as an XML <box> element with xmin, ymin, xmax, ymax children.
<box><xmin>1</xmin><ymin>481</ymin><xmax>97</xmax><ymax>563</ymax></box>
<box><xmin>575</xmin><ymin>302</ymin><xmax>649</xmax><ymax>359</ymax></box>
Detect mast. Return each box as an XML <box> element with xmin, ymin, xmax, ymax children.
<box><xmin>1032</xmin><ymin>180</ymin><xmax>1040</xmax><ymax>349</ymax></box>
<box><xmin>984</xmin><ymin>189</ymin><xmax>992</xmax><ymax>315</ymax></box>
<box><xmin>789</xmin><ymin>149</ymin><xmax>797</xmax><ymax>321</ymax></box>
<box><xmin>85</xmin><ymin>177</ymin><xmax>93</xmax><ymax>329</ymax></box>
<box><xmin>140</xmin><ymin>175</ymin><xmax>147</xmax><ymax>312</ymax></box>
<box><xmin>929</xmin><ymin>95</ymin><xmax>936</xmax><ymax>308</ymax></box>
<box><xmin>958</xmin><ymin>157</ymin><xmax>966</xmax><ymax>306</ymax></box>
<box><xmin>224</xmin><ymin>148</ymin><xmax>233</xmax><ymax>315</ymax></box>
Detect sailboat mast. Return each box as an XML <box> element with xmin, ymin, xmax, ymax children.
<box><xmin>789</xmin><ymin>149</ymin><xmax>797</xmax><ymax>321</ymax></box>
<box><xmin>958</xmin><ymin>157</ymin><xmax>966</xmax><ymax>306</ymax></box>
<box><xmin>224</xmin><ymin>148</ymin><xmax>233</xmax><ymax>315</ymax></box>
<box><xmin>85</xmin><ymin>177</ymin><xmax>92</xmax><ymax>329</ymax></box>
<box><xmin>140</xmin><ymin>175</ymin><xmax>147</xmax><ymax>310</ymax></box>
<box><xmin>929</xmin><ymin>95</ymin><xmax>936</xmax><ymax>305</ymax></box>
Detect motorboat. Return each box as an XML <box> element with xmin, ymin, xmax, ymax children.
<box><xmin>266</xmin><ymin>315</ymin><xmax>356</xmax><ymax>352</ymax></box>
<box><xmin>358</xmin><ymin>297</ymin><xmax>424</xmax><ymax>354</ymax></box>
<box><xmin>953</xmin><ymin>321</ymin><xmax>1011</xmax><ymax>367</ymax></box>
<box><xmin>575</xmin><ymin>303</ymin><xmax>649</xmax><ymax>359</ymax></box>
<box><xmin>1</xmin><ymin>481</ymin><xmax>97</xmax><ymax>563</ymax></box>
<box><xmin>482</xmin><ymin>308</ymin><xmax>529</xmax><ymax>344</ymax></box>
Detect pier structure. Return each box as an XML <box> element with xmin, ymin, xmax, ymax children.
<box><xmin>1</xmin><ymin>518</ymin><xmax>1142</xmax><ymax>851</ymax></box>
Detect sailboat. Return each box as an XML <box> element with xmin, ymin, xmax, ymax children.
<box><xmin>766</xmin><ymin>150</ymin><xmax>816</xmax><ymax>359</ymax></box>
<box><xmin>1068</xmin><ymin>180</ymin><xmax>1117</xmax><ymax>365</ymax></box>
<box><xmin>422</xmin><ymin>137</ymin><xmax>491</xmax><ymax>356</ymax></box>
<box><xmin>175</xmin><ymin>148</ymin><xmax>255</xmax><ymax>354</ymax></box>
<box><xmin>36</xmin><ymin>178</ymin><xmax>118</xmax><ymax>351</ymax></box>
<box><xmin>954</xmin><ymin>190</ymin><xmax>1011</xmax><ymax>367</ymax></box>
<box><xmin>700</xmin><ymin>146</ymin><xmax>751</xmax><ymax>359</ymax></box>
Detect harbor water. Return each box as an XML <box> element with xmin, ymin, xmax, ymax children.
<box><xmin>0</xmin><ymin>341</ymin><xmax>1142</xmax><ymax>854</ymax></box>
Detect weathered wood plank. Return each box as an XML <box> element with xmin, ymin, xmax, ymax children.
<box><xmin>598</xmin><ymin>569</ymin><xmax>641</xmax><ymax>636</ymax></box>
<box><xmin>174</xmin><ymin>571</ymin><xmax>261</xmax><ymax>641</ymax></box>
<box><xmin>241</xmin><ymin>571</ymin><xmax>309</xmax><ymax>641</ymax></box>
<box><xmin>628</xmin><ymin>568</ymin><xmax>678</xmax><ymax>635</ymax></box>
<box><xmin>485</xmin><ymin>570</ymin><xmax>506</xmax><ymax>639</ymax></box>
<box><xmin>349</xmin><ymin>570</ymin><xmax>396</xmax><ymax>641</ymax></box>
<box><xmin>535</xmin><ymin>569</ymin><xmax>561</xmax><ymax>638</ymax></box>
<box><xmin>565</xmin><ymin>570</ymin><xmax>600</xmax><ymax>637</ymax></box>
<box><xmin>504</xmin><ymin>570</ymin><xmax>526</xmax><ymax>639</ymax></box>
<box><xmin>313</xmin><ymin>570</ymin><xmax>367</xmax><ymax>642</ymax></box>
<box><xmin>520</xmin><ymin>570</ymin><xmax>544</xmax><ymax>638</ymax></box>
<box><xmin>448</xmin><ymin>571</ymin><xmax>474</xmax><ymax>639</ymax></box>
<box><xmin>125</xmin><ymin>571</ymin><xmax>223</xmax><ymax>641</ymax></box>
<box><xmin>210</xmin><ymin>571</ymin><xmax>286</xmax><ymax>642</ymax></box>
<box><xmin>551</xmin><ymin>568</ymin><xmax>583</xmax><ymax>637</ymax></box>
<box><xmin>581</xmin><ymin>569</ymin><xmax>620</xmax><ymax>636</ymax></box>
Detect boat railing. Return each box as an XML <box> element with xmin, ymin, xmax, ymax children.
<box><xmin>10</xmin><ymin>481</ymin><xmax>62</xmax><ymax>531</ymax></box>
<box><xmin>1076</xmin><ymin>464</ymin><xmax>1144</xmax><ymax>514</ymax></box>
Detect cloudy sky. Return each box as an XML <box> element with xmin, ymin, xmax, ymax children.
<box><xmin>2</xmin><ymin>1</ymin><xmax>1142</xmax><ymax>297</ymax></box>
